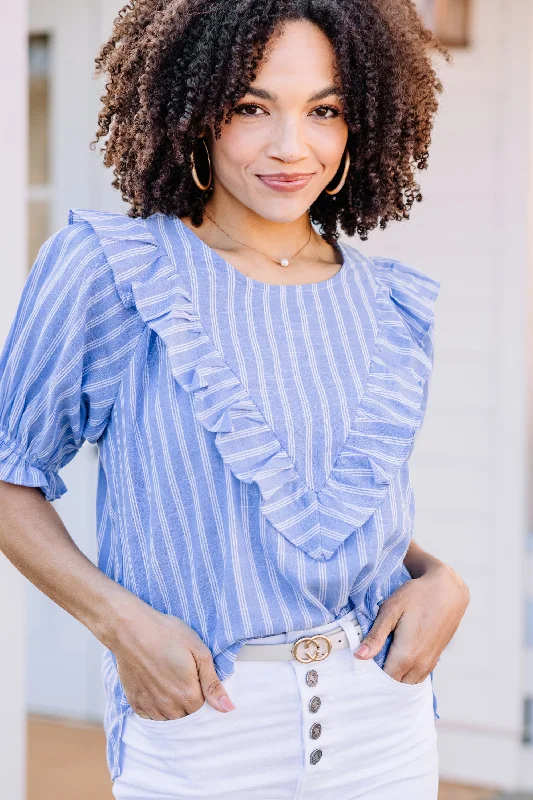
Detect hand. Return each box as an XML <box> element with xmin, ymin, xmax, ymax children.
<box><xmin>110</xmin><ymin>597</ymin><xmax>236</xmax><ymax>720</ymax></box>
<box><xmin>354</xmin><ymin>561</ymin><xmax>470</xmax><ymax>684</ymax></box>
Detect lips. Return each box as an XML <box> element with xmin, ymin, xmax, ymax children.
<box><xmin>258</xmin><ymin>173</ymin><xmax>314</xmax><ymax>180</ymax></box>
<box><xmin>256</xmin><ymin>173</ymin><xmax>314</xmax><ymax>193</ymax></box>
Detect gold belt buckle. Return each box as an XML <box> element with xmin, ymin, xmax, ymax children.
<box><xmin>291</xmin><ymin>634</ymin><xmax>333</xmax><ymax>663</ymax></box>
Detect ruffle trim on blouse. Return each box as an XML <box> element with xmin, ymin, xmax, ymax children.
<box><xmin>68</xmin><ymin>209</ymin><xmax>440</xmax><ymax>561</ymax></box>
<box><xmin>0</xmin><ymin>427</ymin><xmax>67</xmax><ymax>501</ymax></box>
<box><xmin>369</xmin><ymin>256</ymin><xmax>439</xmax><ymax>350</ymax></box>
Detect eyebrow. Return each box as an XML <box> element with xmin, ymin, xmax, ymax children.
<box><xmin>244</xmin><ymin>85</ymin><xmax>341</xmax><ymax>102</ymax></box>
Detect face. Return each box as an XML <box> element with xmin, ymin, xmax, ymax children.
<box><xmin>205</xmin><ymin>20</ymin><xmax>349</xmax><ymax>223</ymax></box>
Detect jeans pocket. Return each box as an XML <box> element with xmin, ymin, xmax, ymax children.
<box><xmin>368</xmin><ymin>657</ymin><xmax>430</xmax><ymax>695</ymax></box>
<box><xmin>131</xmin><ymin>698</ymin><xmax>210</xmax><ymax>735</ymax></box>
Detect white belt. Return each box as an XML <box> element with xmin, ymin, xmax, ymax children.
<box><xmin>236</xmin><ymin>619</ymin><xmax>364</xmax><ymax>663</ymax></box>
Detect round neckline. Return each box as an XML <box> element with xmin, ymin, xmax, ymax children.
<box><xmin>174</xmin><ymin>215</ymin><xmax>349</xmax><ymax>291</ymax></box>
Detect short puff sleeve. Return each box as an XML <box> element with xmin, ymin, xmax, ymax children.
<box><xmin>0</xmin><ymin>220</ymin><xmax>146</xmax><ymax>500</ymax></box>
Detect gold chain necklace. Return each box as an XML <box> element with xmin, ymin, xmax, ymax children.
<box><xmin>203</xmin><ymin>208</ymin><xmax>313</xmax><ymax>268</ymax></box>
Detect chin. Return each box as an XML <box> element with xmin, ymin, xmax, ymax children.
<box><xmin>247</xmin><ymin>201</ymin><xmax>313</xmax><ymax>224</ymax></box>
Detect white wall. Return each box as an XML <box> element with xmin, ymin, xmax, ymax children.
<box><xmin>23</xmin><ymin>0</ymin><xmax>533</xmax><ymax>792</ymax></box>
<box><xmin>356</xmin><ymin>0</ymin><xmax>533</xmax><ymax>791</ymax></box>
<box><xmin>26</xmin><ymin>0</ymin><xmax>113</xmax><ymax>723</ymax></box>
<box><xmin>25</xmin><ymin>0</ymin><xmax>142</xmax><ymax>726</ymax></box>
<box><xmin>0</xmin><ymin>3</ymin><xmax>28</xmax><ymax>799</ymax></box>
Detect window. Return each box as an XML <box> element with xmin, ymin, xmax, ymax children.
<box><xmin>415</xmin><ymin>0</ymin><xmax>471</xmax><ymax>47</ymax></box>
<box><xmin>28</xmin><ymin>34</ymin><xmax>52</xmax><ymax>271</ymax></box>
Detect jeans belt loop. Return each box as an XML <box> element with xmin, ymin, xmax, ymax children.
<box><xmin>336</xmin><ymin>616</ymin><xmax>363</xmax><ymax>655</ymax></box>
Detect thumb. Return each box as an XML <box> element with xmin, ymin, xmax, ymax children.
<box><xmin>354</xmin><ymin>602</ymin><xmax>399</xmax><ymax>659</ymax></box>
<box><xmin>196</xmin><ymin>652</ymin><xmax>236</xmax><ymax>713</ymax></box>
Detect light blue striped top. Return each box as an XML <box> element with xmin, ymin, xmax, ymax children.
<box><xmin>0</xmin><ymin>208</ymin><xmax>441</xmax><ymax>779</ymax></box>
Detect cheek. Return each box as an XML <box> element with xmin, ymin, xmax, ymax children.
<box><xmin>211</xmin><ymin>128</ymin><xmax>265</xmax><ymax>178</ymax></box>
<box><xmin>311</xmin><ymin>126</ymin><xmax>348</xmax><ymax>167</ymax></box>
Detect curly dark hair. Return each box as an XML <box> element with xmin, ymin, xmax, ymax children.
<box><xmin>93</xmin><ymin>0</ymin><xmax>449</xmax><ymax>243</ymax></box>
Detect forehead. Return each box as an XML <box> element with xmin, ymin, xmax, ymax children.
<box><xmin>253</xmin><ymin>20</ymin><xmax>338</xmax><ymax>87</ymax></box>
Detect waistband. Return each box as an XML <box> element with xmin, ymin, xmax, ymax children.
<box><xmin>244</xmin><ymin>608</ymin><xmax>360</xmax><ymax>646</ymax></box>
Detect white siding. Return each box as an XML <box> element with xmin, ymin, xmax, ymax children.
<box><xmin>23</xmin><ymin>0</ymin><xmax>533</xmax><ymax>791</ymax></box>
<box><xmin>26</xmin><ymin>0</ymin><xmax>110</xmax><ymax>722</ymax></box>
<box><xmin>355</xmin><ymin>0</ymin><xmax>533</xmax><ymax>790</ymax></box>
<box><xmin>0</xmin><ymin>3</ymin><xmax>28</xmax><ymax>799</ymax></box>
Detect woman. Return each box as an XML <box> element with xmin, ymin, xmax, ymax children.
<box><xmin>0</xmin><ymin>1</ymin><xmax>469</xmax><ymax>798</ymax></box>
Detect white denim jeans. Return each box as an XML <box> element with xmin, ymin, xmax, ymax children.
<box><xmin>112</xmin><ymin>608</ymin><xmax>439</xmax><ymax>800</ymax></box>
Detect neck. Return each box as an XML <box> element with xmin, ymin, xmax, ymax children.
<box><xmin>203</xmin><ymin>188</ymin><xmax>315</xmax><ymax>261</ymax></box>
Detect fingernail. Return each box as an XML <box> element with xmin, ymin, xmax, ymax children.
<box><xmin>355</xmin><ymin>644</ymin><xmax>370</xmax><ymax>657</ymax></box>
<box><xmin>219</xmin><ymin>695</ymin><xmax>236</xmax><ymax>712</ymax></box>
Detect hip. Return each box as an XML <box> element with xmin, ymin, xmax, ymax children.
<box><xmin>112</xmin><ymin>608</ymin><xmax>438</xmax><ymax>800</ymax></box>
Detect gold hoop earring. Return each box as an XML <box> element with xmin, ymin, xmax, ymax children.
<box><xmin>190</xmin><ymin>137</ymin><xmax>213</xmax><ymax>191</ymax></box>
<box><xmin>324</xmin><ymin>149</ymin><xmax>351</xmax><ymax>195</ymax></box>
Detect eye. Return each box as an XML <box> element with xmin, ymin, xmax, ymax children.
<box><xmin>233</xmin><ymin>103</ymin><xmax>267</xmax><ymax>117</ymax></box>
<box><xmin>311</xmin><ymin>105</ymin><xmax>342</xmax><ymax>119</ymax></box>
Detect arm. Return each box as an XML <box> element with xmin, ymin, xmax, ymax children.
<box><xmin>0</xmin><ymin>476</ymin><xmax>235</xmax><ymax>720</ymax></box>
<box><xmin>354</xmin><ymin>538</ymin><xmax>470</xmax><ymax>684</ymax></box>
<box><xmin>0</xmin><ymin>223</ymin><xmax>234</xmax><ymax>719</ymax></box>
<box><xmin>0</xmin><ymin>481</ymin><xmax>132</xmax><ymax>648</ymax></box>
<box><xmin>403</xmin><ymin>537</ymin><xmax>445</xmax><ymax>579</ymax></box>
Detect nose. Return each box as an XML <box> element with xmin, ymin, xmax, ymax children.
<box><xmin>263</xmin><ymin>115</ymin><xmax>309</xmax><ymax>163</ymax></box>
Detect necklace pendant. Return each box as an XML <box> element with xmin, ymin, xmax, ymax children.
<box><xmin>280</xmin><ymin>258</ymin><xmax>290</xmax><ymax>267</ymax></box>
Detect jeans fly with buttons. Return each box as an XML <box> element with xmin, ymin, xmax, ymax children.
<box><xmin>112</xmin><ymin>607</ymin><xmax>439</xmax><ymax>800</ymax></box>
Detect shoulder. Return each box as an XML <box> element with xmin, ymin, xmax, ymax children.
<box><xmin>67</xmin><ymin>208</ymin><xmax>171</xmax><ymax>311</ymax></box>
<box><xmin>24</xmin><ymin>210</ymin><xmax>150</xmax><ymax>344</ymax></box>
<box><xmin>29</xmin><ymin>208</ymin><xmax>138</xmax><ymax>299</ymax></box>
<box><xmin>341</xmin><ymin>241</ymin><xmax>440</xmax><ymax>300</ymax></box>
<box><xmin>367</xmin><ymin>254</ymin><xmax>441</xmax><ymax>305</ymax></box>
<box><xmin>369</xmin><ymin>255</ymin><xmax>441</xmax><ymax>348</ymax></box>
<box><xmin>32</xmin><ymin>214</ymin><xmax>107</xmax><ymax>287</ymax></box>
<box><xmin>341</xmin><ymin>242</ymin><xmax>441</xmax><ymax>347</ymax></box>
<box><xmin>67</xmin><ymin>207</ymin><xmax>148</xmax><ymax>242</ymax></box>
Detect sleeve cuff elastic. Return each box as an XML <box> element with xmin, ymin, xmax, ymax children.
<box><xmin>0</xmin><ymin>428</ymin><xmax>67</xmax><ymax>501</ymax></box>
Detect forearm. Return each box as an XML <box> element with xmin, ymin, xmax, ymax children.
<box><xmin>0</xmin><ymin>480</ymin><xmax>143</xmax><ymax>649</ymax></box>
<box><xmin>403</xmin><ymin>538</ymin><xmax>443</xmax><ymax>579</ymax></box>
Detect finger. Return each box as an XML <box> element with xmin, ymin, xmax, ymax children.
<box><xmin>132</xmin><ymin>705</ymin><xmax>159</xmax><ymax>720</ymax></box>
<box><xmin>196</xmin><ymin>651</ymin><xmax>236</xmax><ymax>713</ymax></box>
<box><xmin>385</xmin><ymin>646</ymin><xmax>432</xmax><ymax>684</ymax></box>
<box><xmin>401</xmin><ymin>661</ymin><xmax>435</xmax><ymax>685</ymax></box>
<box><xmin>381</xmin><ymin>636</ymin><xmax>419</xmax><ymax>681</ymax></box>
<box><xmin>400</xmin><ymin>671</ymin><xmax>427</xmax><ymax>685</ymax></box>
<box><xmin>383</xmin><ymin>657</ymin><xmax>411</xmax><ymax>683</ymax></box>
<box><xmin>355</xmin><ymin>603</ymin><xmax>401</xmax><ymax>659</ymax></box>
<box><xmin>132</xmin><ymin>697</ymin><xmax>174</xmax><ymax>721</ymax></box>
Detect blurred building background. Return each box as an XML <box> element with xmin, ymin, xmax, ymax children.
<box><xmin>0</xmin><ymin>0</ymin><xmax>532</xmax><ymax>798</ymax></box>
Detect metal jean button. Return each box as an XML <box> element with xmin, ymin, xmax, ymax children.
<box><xmin>309</xmin><ymin>696</ymin><xmax>321</xmax><ymax>713</ymax></box>
<box><xmin>306</xmin><ymin>669</ymin><xmax>319</xmax><ymax>687</ymax></box>
<box><xmin>310</xmin><ymin>722</ymin><xmax>322</xmax><ymax>739</ymax></box>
